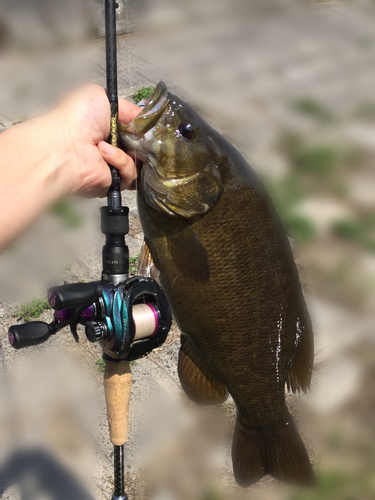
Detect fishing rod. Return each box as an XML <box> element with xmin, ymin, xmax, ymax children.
<box><xmin>7</xmin><ymin>1</ymin><xmax>172</xmax><ymax>498</ymax></box>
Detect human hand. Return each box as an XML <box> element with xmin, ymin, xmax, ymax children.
<box><xmin>54</xmin><ymin>83</ymin><xmax>140</xmax><ymax>197</ymax></box>
<box><xmin>0</xmin><ymin>83</ymin><xmax>142</xmax><ymax>249</ymax></box>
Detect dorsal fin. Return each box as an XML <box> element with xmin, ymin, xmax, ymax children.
<box><xmin>286</xmin><ymin>307</ymin><xmax>314</xmax><ymax>394</ymax></box>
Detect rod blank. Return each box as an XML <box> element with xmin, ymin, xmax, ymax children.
<box><xmin>105</xmin><ymin>0</ymin><xmax>121</xmax><ymax>210</ymax></box>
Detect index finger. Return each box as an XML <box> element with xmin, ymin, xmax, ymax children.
<box><xmin>118</xmin><ymin>96</ymin><xmax>141</xmax><ymax>124</ymax></box>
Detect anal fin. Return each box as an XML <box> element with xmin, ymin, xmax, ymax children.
<box><xmin>178</xmin><ymin>335</ymin><xmax>228</xmax><ymax>405</ymax></box>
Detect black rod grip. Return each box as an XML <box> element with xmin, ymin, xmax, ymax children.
<box><xmin>8</xmin><ymin>322</ymin><xmax>51</xmax><ymax>350</ymax></box>
<box><xmin>48</xmin><ymin>283</ymin><xmax>99</xmax><ymax>310</ymax></box>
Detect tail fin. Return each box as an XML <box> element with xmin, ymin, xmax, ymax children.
<box><xmin>232</xmin><ymin>417</ymin><xmax>315</xmax><ymax>487</ymax></box>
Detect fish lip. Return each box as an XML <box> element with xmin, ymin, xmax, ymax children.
<box><xmin>124</xmin><ymin>81</ymin><xmax>168</xmax><ymax>137</ymax></box>
<box><xmin>141</xmin><ymin>81</ymin><xmax>168</xmax><ymax>116</ymax></box>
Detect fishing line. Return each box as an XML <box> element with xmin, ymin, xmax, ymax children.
<box><xmin>122</xmin><ymin>0</ymin><xmax>138</xmax><ymax>214</ymax></box>
<box><xmin>132</xmin><ymin>303</ymin><xmax>159</xmax><ymax>340</ymax></box>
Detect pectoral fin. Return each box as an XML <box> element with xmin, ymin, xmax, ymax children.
<box><xmin>165</xmin><ymin>219</ymin><xmax>210</xmax><ymax>282</ymax></box>
<box><xmin>178</xmin><ymin>335</ymin><xmax>228</xmax><ymax>405</ymax></box>
<box><xmin>138</xmin><ymin>239</ymin><xmax>160</xmax><ymax>281</ymax></box>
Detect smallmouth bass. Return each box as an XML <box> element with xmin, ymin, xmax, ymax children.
<box><xmin>120</xmin><ymin>82</ymin><xmax>314</xmax><ymax>486</ymax></box>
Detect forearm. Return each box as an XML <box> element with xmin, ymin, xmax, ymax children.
<box><xmin>0</xmin><ymin>112</ymin><xmax>73</xmax><ymax>250</ymax></box>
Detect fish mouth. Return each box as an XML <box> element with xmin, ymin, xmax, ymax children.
<box><xmin>122</xmin><ymin>81</ymin><xmax>168</xmax><ymax>137</ymax></box>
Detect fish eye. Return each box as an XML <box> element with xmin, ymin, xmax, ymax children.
<box><xmin>178</xmin><ymin>123</ymin><xmax>196</xmax><ymax>140</ymax></box>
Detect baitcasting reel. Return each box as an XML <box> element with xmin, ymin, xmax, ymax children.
<box><xmin>8</xmin><ymin>208</ymin><xmax>171</xmax><ymax>362</ymax></box>
<box><xmin>8</xmin><ymin>275</ymin><xmax>171</xmax><ymax>361</ymax></box>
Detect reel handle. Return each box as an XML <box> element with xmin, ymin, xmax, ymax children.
<box><xmin>48</xmin><ymin>283</ymin><xmax>99</xmax><ymax>310</ymax></box>
<box><xmin>8</xmin><ymin>322</ymin><xmax>52</xmax><ymax>350</ymax></box>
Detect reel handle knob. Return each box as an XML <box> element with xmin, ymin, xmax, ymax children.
<box><xmin>8</xmin><ymin>322</ymin><xmax>52</xmax><ymax>350</ymax></box>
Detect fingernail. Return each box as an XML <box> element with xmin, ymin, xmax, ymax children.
<box><xmin>99</xmin><ymin>141</ymin><xmax>117</xmax><ymax>157</ymax></box>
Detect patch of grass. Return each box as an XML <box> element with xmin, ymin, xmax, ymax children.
<box><xmin>130</xmin><ymin>360</ymin><xmax>136</xmax><ymax>366</ymax></box>
<box><xmin>294</xmin><ymin>145</ymin><xmax>338</xmax><ymax>178</ymax></box>
<box><xmin>132</xmin><ymin>86</ymin><xmax>155</xmax><ymax>104</ymax></box>
<box><xmin>292</xmin><ymin>97</ymin><xmax>334</xmax><ymax>122</ymax></box>
<box><xmin>289</xmin><ymin>470</ymin><xmax>373</xmax><ymax>500</ymax></box>
<box><xmin>275</xmin><ymin>130</ymin><xmax>362</xmax><ymax>205</ymax></box>
<box><xmin>265</xmin><ymin>174</ymin><xmax>308</xmax><ymax>214</ymax></box>
<box><xmin>129</xmin><ymin>254</ymin><xmax>139</xmax><ymax>275</ymax></box>
<box><xmin>96</xmin><ymin>358</ymin><xmax>105</xmax><ymax>372</ymax></box>
<box><xmin>220</xmin><ymin>401</ymin><xmax>236</xmax><ymax>416</ymax></box>
<box><xmin>285</xmin><ymin>215</ymin><xmax>317</xmax><ymax>244</ymax></box>
<box><xmin>14</xmin><ymin>298</ymin><xmax>50</xmax><ymax>322</ymax></box>
<box><xmin>51</xmin><ymin>198</ymin><xmax>83</xmax><ymax>228</ymax></box>
<box><xmin>266</xmin><ymin>174</ymin><xmax>317</xmax><ymax>244</ymax></box>
<box><xmin>276</xmin><ymin>131</ymin><xmax>347</xmax><ymax>179</ymax></box>
<box><xmin>331</xmin><ymin>219</ymin><xmax>364</xmax><ymax>240</ymax></box>
<box><xmin>299</xmin><ymin>274</ymin><xmax>307</xmax><ymax>286</ymax></box>
<box><xmin>331</xmin><ymin>217</ymin><xmax>375</xmax><ymax>253</ymax></box>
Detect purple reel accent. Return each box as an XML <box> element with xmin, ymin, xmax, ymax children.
<box><xmin>8</xmin><ymin>331</ymin><xmax>15</xmax><ymax>345</ymax></box>
<box><xmin>54</xmin><ymin>309</ymin><xmax>70</xmax><ymax>321</ymax></box>
<box><xmin>81</xmin><ymin>305</ymin><xmax>95</xmax><ymax>321</ymax></box>
<box><xmin>54</xmin><ymin>305</ymin><xmax>95</xmax><ymax>323</ymax></box>
<box><xmin>48</xmin><ymin>292</ymin><xmax>56</xmax><ymax>308</ymax></box>
<box><xmin>147</xmin><ymin>303</ymin><xmax>160</xmax><ymax>338</ymax></box>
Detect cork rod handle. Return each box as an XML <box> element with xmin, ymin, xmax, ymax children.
<box><xmin>104</xmin><ymin>360</ymin><xmax>132</xmax><ymax>446</ymax></box>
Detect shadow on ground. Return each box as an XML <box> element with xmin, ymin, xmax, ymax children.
<box><xmin>0</xmin><ymin>448</ymin><xmax>95</xmax><ymax>500</ymax></box>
